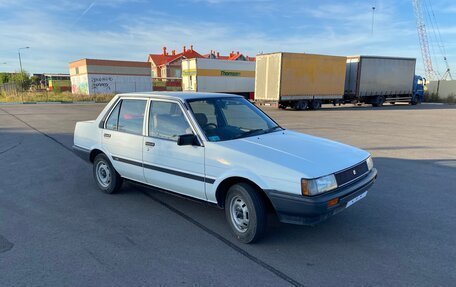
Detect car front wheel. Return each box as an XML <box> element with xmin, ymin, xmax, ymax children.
<box><xmin>225</xmin><ymin>183</ymin><xmax>267</xmax><ymax>243</ymax></box>
<box><xmin>93</xmin><ymin>154</ymin><xmax>123</xmax><ymax>194</ymax></box>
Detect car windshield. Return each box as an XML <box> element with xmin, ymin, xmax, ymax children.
<box><xmin>187</xmin><ymin>97</ymin><xmax>282</xmax><ymax>142</ymax></box>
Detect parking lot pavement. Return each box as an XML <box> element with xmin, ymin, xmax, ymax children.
<box><xmin>1</xmin><ymin>103</ymin><xmax>455</xmax><ymax>286</ymax></box>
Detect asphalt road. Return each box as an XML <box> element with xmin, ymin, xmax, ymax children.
<box><xmin>0</xmin><ymin>102</ymin><xmax>455</xmax><ymax>287</ymax></box>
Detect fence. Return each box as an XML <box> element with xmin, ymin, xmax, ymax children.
<box><xmin>427</xmin><ymin>80</ymin><xmax>456</xmax><ymax>99</ymax></box>
<box><xmin>0</xmin><ymin>83</ymin><xmax>19</xmax><ymax>94</ymax></box>
<box><xmin>152</xmin><ymin>77</ymin><xmax>182</xmax><ymax>92</ymax></box>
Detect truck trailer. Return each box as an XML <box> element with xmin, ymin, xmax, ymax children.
<box><xmin>344</xmin><ymin>56</ymin><xmax>425</xmax><ymax>106</ymax></box>
<box><xmin>181</xmin><ymin>58</ymin><xmax>255</xmax><ymax>99</ymax></box>
<box><xmin>254</xmin><ymin>52</ymin><xmax>346</xmax><ymax>110</ymax></box>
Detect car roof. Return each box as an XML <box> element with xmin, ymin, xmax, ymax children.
<box><xmin>116</xmin><ymin>92</ymin><xmax>243</xmax><ymax>101</ymax></box>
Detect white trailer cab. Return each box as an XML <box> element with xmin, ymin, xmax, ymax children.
<box><xmin>181</xmin><ymin>58</ymin><xmax>255</xmax><ymax>99</ymax></box>
<box><xmin>345</xmin><ymin>56</ymin><xmax>423</xmax><ymax>106</ymax></box>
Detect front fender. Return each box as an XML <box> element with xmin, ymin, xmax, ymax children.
<box><xmin>206</xmin><ymin>168</ymin><xmax>270</xmax><ymax>203</ymax></box>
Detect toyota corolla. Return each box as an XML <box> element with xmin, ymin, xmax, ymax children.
<box><xmin>73</xmin><ymin>92</ymin><xmax>377</xmax><ymax>243</ymax></box>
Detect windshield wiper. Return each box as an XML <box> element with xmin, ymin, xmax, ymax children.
<box><xmin>233</xmin><ymin>129</ymin><xmax>264</xmax><ymax>139</ymax></box>
<box><xmin>263</xmin><ymin>126</ymin><xmax>283</xmax><ymax>134</ymax></box>
<box><xmin>234</xmin><ymin>126</ymin><xmax>283</xmax><ymax>139</ymax></box>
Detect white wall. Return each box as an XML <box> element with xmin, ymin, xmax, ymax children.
<box><xmin>197</xmin><ymin>76</ymin><xmax>254</xmax><ymax>93</ymax></box>
<box><xmin>427</xmin><ymin>80</ymin><xmax>456</xmax><ymax>99</ymax></box>
<box><xmin>71</xmin><ymin>74</ymin><xmax>89</xmax><ymax>95</ymax></box>
<box><xmin>71</xmin><ymin>74</ymin><xmax>152</xmax><ymax>95</ymax></box>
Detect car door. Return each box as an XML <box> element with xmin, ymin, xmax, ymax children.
<box><xmin>143</xmin><ymin>99</ymin><xmax>206</xmax><ymax>200</ymax></box>
<box><xmin>102</xmin><ymin>98</ymin><xmax>147</xmax><ymax>182</ymax></box>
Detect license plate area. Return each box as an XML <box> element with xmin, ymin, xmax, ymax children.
<box><xmin>346</xmin><ymin>191</ymin><xmax>368</xmax><ymax>208</ymax></box>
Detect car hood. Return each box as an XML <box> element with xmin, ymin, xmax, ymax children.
<box><xmin>218</xmin><ymin>130</ymin><xmax>370</xmax><ymax>178</ymax></box>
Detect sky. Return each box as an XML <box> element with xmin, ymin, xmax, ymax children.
<box><xmin>0</xmin><ymin>0</ymin><xmax>455</xmax><ymax>78</ymax></box>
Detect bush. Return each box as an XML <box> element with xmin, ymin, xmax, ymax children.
<box><xmin>10</xmin><ymin>71</ymin><xmax>32</xmax><ymax>91</ymax></box>
<box><xmin>447</xmin><ymin>94</ymin><xmax>456</xmax><ymax>104</ymax></box>
<box><xmin>424</xmin><ymin>92</ymin><xmax>456</xmax><ymax>104</ymax></box>
<box><xmin>0</xmin><ymin>91</ymin><xmax>115</xmax><ymax>103</ymax></box>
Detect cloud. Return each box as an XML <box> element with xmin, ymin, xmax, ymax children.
<box><xmin>71</xmin><ymin>2</ymin><xmax>96</xmax><ymax>27</ymax></box>
<box><xmin>0</xmin><ymin>0</ymin><xmax>452</xmax><ymax>76</ymax></box>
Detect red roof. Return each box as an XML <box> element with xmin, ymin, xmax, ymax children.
<box><xmin>148</xmin><ymin>48</ymin><xmax>204</xmax><ymax>67</ymax></box>
<box><xmin>147</xmin><ymin>54</ymin><xmax>175</xmax><ymax>66</ymax></box>
<box><xmin>205</xmin><ymin>51</ymin><xmax>256</xmax><ymax>61</ymax></box>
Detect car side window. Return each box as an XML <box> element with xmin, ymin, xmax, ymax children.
<box><xmin>116</xmin><ymin>99</ymin><xmax>147</xmax><ymax>135</ymax></box>
<box><xmin>149</xmin><ymin>101</ymin><xmax>192</xmax><ymax>140</ymax></box>
<box><xmin>105</xmin><ymin>101</ymin><xmax>121</xmax><ymax>130</ymax></box>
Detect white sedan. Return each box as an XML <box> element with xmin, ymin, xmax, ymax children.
<box><xmin>73</xmin><ymin>92</ymin><xmax>377</xmax><ymax>243</ymax></box>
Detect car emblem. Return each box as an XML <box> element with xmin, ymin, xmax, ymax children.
<box><xmin>353</xmin><ymin>170</ymin><xmax>357</xmax><ymax>175</ymax></box>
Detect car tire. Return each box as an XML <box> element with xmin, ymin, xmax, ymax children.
<box><xmin>410</xmin><ymin>95</ymin><xmax>421</xmax><ymax>105</ymax></box>
<box><xmin>93</xmin><ymin>154</ymin><xmax>123</xmax><ymax>194</ymax></box>
<box><xmin>225</xmin><ymin>183</ymin><xmax>267</xmax><ymax>244</ymax></box>
<box><xmin>372</xmin><ymin>96</ymin><xmax>385</xmax><ymax>107</ymax></box>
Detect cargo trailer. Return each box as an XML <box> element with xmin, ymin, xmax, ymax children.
<box><xmin>344</xmin><ymin>56</ymin><xmax>424</xmax><ymax>106</ymax></box>
<box><xmin>181</xmin><ymin>58</ymin><xmax>255</xmax><ymax>99</ymax></box>
<box><xmin>254</xmin><ymin>52</ymin><xmax>346</xmax><ymax>110</ymax></box>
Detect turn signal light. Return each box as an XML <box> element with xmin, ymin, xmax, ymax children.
<box><xmin>327</xmin><ymin>198</ymin><xmax>339</xmax><ymax>207</ymax></box>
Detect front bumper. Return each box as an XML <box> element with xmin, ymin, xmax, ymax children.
<box><xmin>264</xmin><ymin>168</ymin><xmax>377</xmax><ymax>225</ymax></box>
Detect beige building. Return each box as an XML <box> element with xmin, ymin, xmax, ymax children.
<box><xmin>69</xmin><ymin>59</ymin><xmax>152</xmax><ymax>95</ymax></box>
<box><xmin>147</xmin><ymin>45</ymin><xmax>204</xmax><ymax>91</ymax></box>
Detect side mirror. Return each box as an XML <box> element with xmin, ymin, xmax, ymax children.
<box><xmin>177</xmin><ymin>134</ymin><xmax>199</xmax><ymax>146</ymax></box>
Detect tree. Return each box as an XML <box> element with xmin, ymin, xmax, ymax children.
<box><xmin>10</xmin><ymin>71</ymin><xmax>32</xmax><ymax>90</ymax></box>
<box><xmin>30</xmin><ymin>75</ymin><xmax>41</xmax><ymax>88</ymax></box>
<box><xmin>0</xmin><ymin>72</ymin><xmax>11</xmax><ymax>84</ymax></box>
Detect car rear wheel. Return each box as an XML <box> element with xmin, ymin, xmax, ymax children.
<box><xmin>93</xmin><ymin>154</ymin><xmax>123</xmax><ymax>194</ymax></box>
<box><xmin>225</xmin><ymin>183</ymin><xmax>267</xmax><ymax>243</ymax></box>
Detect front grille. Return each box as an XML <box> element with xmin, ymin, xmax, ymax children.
<box><xmin>335</xmin><ymin>161</ymin><xmax>368</xmax><ymax>186</ymax></box>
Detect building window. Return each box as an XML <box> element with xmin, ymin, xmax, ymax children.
<box><xmin>75</xmin><ymin>67</ymin><xmax>79</xmax><ymax>75</ymax></box>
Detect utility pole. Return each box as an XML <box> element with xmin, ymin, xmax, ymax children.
<box><xmin>18</xmin><ymin>47</ymin><xmax>29</xmax><ymax>73</ymax></box>
<box><xmin>17</xmin><ymin>47</ymin><xmax>30</xmax><ymax>92</ymax></box>
<box><xmin>371</xmin><ymin>6</ymin><xmax>376</xmax><ymax>35</ymax></box>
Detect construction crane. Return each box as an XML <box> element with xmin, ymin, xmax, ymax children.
<box><xmin>412</xmin><ymin>0</ymin><xmax>435</xmax><ymax>80</ymax></box>
<box><xmin>412</xmin><ymin>0</ymin><xmax>452</xmax><ymax>80</ymax></box>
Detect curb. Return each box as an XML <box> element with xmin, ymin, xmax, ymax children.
<box><xmin>0</xmin><ymin>101</ymin><xmax>104</xmax><ymax>105</ymax></box>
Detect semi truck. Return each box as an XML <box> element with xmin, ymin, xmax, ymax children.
<box><xmin>345</xmin><ymin>56</ymin><xmax>425</xmax><ymax>106</ymax></box>
<box><xmin>254</xmin><ymin>52</ymin><xmax>347</xmax><ymax>110</ymax></box>
<box><xmin>181</xmin><ymin>58</ymin><xmax>255</xmax><ymax>99</ymax></box>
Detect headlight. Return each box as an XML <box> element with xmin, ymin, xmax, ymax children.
<box><xmin>366</xmin><ymin>156</ymin><xmax>374</xmax><ymax>171</ymax></box>
<box><xmin>301</xmin><ymin>174</ymin><xmax>338</xmax><ymax>196</ymax></box>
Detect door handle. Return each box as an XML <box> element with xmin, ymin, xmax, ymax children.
<box><xmin>145</xmin><ymin>141</ymin><xmax>155</xmax><ymax>147</ymax></box>
<box><xmin>104</xmin><ymin>133</ymin><xmax>111</xmax><ymax>138</ymax></box>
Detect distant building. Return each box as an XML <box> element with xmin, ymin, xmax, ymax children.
<box><xmin>69</xmin><ymin>59</ymin><xmax>151</xmax><ymax>95</ymax></box>
<box><xmin>42</xmin><ymin>74</ymin><xmax>71</xmax><ymax>92</ymax></box>
<box><xmin>147</xmin><ymin>46</ymin><xmax>254</xmax><ymax>91</ymax></box>
<box><xmin>204</xmin><ymin>50</ymin><xmax>256</xmax><ymax>61</ymax></box>
<box><xmin>148</xmin><ymin>45</ymin><xmax>204</xmax><ymax>91</ymax></box>
<box><xmin>68</xmin><ymin>47</ymin><xmax>255</xmax><ymax>94</ymax></box>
